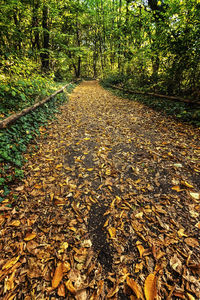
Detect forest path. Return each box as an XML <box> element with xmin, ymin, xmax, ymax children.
<box><xmin>1</xmin><ymin>81</ymin><xmax>200</xmax><ymax>299</ymax></box>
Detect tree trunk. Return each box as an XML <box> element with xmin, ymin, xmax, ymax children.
<box><xmin>32</xmin><ymin>0</ymin><xmax>40</xmax><ymax>51</ymax></box>
<box><xmin>41</xmin><ymin>4</ymin><xmax>50</xmax><ymax>71</ymax></box>
<box><xmin>13</xmin><ymin>8</ymin><xmax>22</xmax><ymax>50</ymax></box>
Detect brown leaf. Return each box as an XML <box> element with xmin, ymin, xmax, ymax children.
<box><xmin>127</xmin><ymin>277</ymin><xmax>142</xmax><ymax>299</ymax></box>
<box><xmin>15</xmin><ymin>185</ymin><xmax>24</xmax><ymax>191</ymax></box>
<box><xmin>57</xmin><ymin>283</ymin><xmax>65</xmax><ymax>297</ymax></box>
<box><xmin>107</xmin><ymin>284</ymin><xmax>119</xmax><ymax>298</ymax></box>
<box><xmin>185</xmin><ymin>237</ymin><xmax>199</xmax><ymax>247</ymax></box>
<box><xmin>75</xmin><ymin>289</ymin><xmax>87</xmax><ymax>300</ymax></box>
<box><xmin>144</xmin><ymin>273</ymin><xmax>157</xmax><ymax>300</ymax></box>
<box><xmin>52</xmin><ymin>261</ymin><xmax>63</xmax><ymax>288</ymax></box>
<box><xmin>26</xmin><ymin>240</ymin><xmax>39</xmax><ymax>254</ymax></box>
<box><xmin>170</xmin><ymin>254</ymin><xmax>182</xmax><ymax>274</ymax></box>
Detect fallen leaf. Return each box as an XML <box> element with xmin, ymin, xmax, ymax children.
<box><xmin>63</xmin><ymin>261</ymin><xmax>71</xmax><ymax>273</ymax></box>
<box><xmin>56</xmin><ymin>163</ymin><xmax>63</xmax><ymax>169</ymax></box>
<box><xmin>190</xmin><ymin>192</ymin><xmax>199</xmax><ymax>200</ymax></box>
<box><xmin>184</xmin><ymin>237</ymin><xmax>199</xmax><ymax>247</ymax></box>
<box><xmin>135</xmin><ymin>212</ymin><xmax>143</xmax><ymax>218</ymax></box>
<box><xmin>187</xmin><ymin>293</ymin><xmax>196</xmax><ymax>300</ymax></box>
<box><xmin>127</xmin><ymin>277</ymin><xmax>142</xmax><ymax>299</ymax></box>
<box><xmin>107</xmin><ymin>284</ymin><xmax>119</xmax><ymax>298</ymax></box>
<box><xmin>135</xmin><ymin>262</ymin><xmax>143</xmax><ymax>273</ymax></box>
<box><xmin>144</xmin><ymin>273</ymin><xmax>157</xmax><ymax>300</ymax></box>
<box><xmin>24</xmin><ymin>232</ymin><xmax>37</xmax><ymax>241</ymax></box>
<box><xmin>178</xmin><ymin>228</ymin><xmax>187</xmax><ymax>238</ymax></box>
<box><xmin>58</xmin><ymin>283</ymin><xmax>65</xmax><ymax>297</ymax></box>
<box><xmin>65</xmin><ymin>279</ymin><xmax>76</xmax><ymax>293</ymax></box>
<box><xmin>181</xmin><ymin>180</ymin><xmax>194</xmax><ymax>188</ymax></box>
<box><xmin>170</xmin><ymin>254</ymin><xmax>182</xmax><ymax>274</ymax></box>
<box><xmin>10</xmin><ymin>220</ymin><xmax>21</xmax><ymax>226</ymax></box>
<box><xmin>52</xmin><ymin>261</ymin><xmax>63</xmax><ymax>288</ymax></box>
<box><xmin>136</xmin><ymin>241</ymin><xmax>146</xmax><ymax>258</ymax></box>
<box><xmin>172</xmin><ymin>186</ymin><xmax>182</xmax><ymax>192</ymax></box>
<box><xmin>15</xmin><ymin>185</ymin><xmax>24</xmax><ymax>191</ymax></box>
<box><xmin>2</xmin><ymin>255</ymin><xmax>20</xmax><ymax>270</ymax></box>
<box><xmin>75</xmin><ymin>289</ymin><xmax>87</xmax><ymax>300</ymax></box>
<box><xmin>26</xmin><ymin>240</ymin><xmax>39</xmax><ymax>253</ymax></box>
<box><xmin>108</xmin><ymin>227</ymin><xmax>116</xmax><ymax>239</ymax></box>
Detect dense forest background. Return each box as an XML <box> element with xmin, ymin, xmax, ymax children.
<box><xmin>1</xmin><ymin>0</ymin><xmax>200</xmax><ymax>99</ymax></box>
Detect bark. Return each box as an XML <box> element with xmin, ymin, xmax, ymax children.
<box><xmin>32</xmin><ymin>0</ymin><xmax>40</xmax><ymax>51</ymax></box>
<box><xmin>41</xmin><ymin>4</ymin><xmax>50</xmax><ymax>71</ymax></box>
<box><xmin>13</xmin><ymin>8</ymin><xmax>22</xmax><ymax>50</ymax></box>
<box><xmin>0</xmin><ymin>83</ymin><xmax>71</xmax><ymax>129</ymax></box>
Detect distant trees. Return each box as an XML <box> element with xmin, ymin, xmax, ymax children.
<box><xmin>0</xmin><ymin>0</ymin><xmax>199</xmax><ymax>98</ymax></box>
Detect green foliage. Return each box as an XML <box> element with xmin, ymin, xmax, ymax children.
<box><xmin>0</xmin><ymin>82</ymin><xmax>75</xmax><ymax>196</ymax></box>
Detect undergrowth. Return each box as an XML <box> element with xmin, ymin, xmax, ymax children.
<box><xmin>0</xmin><ymin>82</ymin><xmax>75</xmax><ymax>202</ymax></box>
<box><xmin>101</xmin><ymin>76</ymin><xmax>200</xmax><ymax>127</ymax></box>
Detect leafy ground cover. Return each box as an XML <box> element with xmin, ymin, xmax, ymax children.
<box><xmin>0</xmin><ymin>81</ymin><xmax>200</xmax><ymax>299</ymax></box>
<box><xmin>101</xmin><ymin>76</ymin><xmax>200</xmax><ymax>127</ymax></box>
<box><xmin>0</xmin><ymin>82</ymin><xmax>75</xmax><ymax>201</ymax></box>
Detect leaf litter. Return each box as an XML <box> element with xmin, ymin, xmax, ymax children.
<box><xmin>0</xmin><ymin>81</ymin><xmax>200</xmax><ymax>299</ymax></box>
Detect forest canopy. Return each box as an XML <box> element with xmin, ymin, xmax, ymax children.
<box><xmin>0</xmin><ymin>0</ymin><xmax>200</xmax><ymax>99</ymax></box>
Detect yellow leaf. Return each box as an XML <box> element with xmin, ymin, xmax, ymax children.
<box><xmin>56</xmin><ymin>164</ymin><xmax>63</xmax><ymax>169</ymax></box>
<box><xmin>24</xmin><ymin>232</ymin><xmax>37</xmax><ymax>241</ymax></box>
<box><xmin>181</xmin><ymin>181</ymin><xmax>194</xmax><ymax>188</ymax></box>
<box><xmin>144</xmin><ymin>273</ymin><xmax>157</xmax><ymax>300</ymax></box>
<box><xmin>108</xmin><ymin>227</ymin><xmax>116</xmax><ymax>239</ymax></box>
<box><xmin>65</xmin><ymin>279</ymin><xmax>76</xmax><ymax>293</ymax></box>
<box><xmin>135</xmin><ymin>212</ymin><xmax>143</xmax><ymax>218</ymax></box>
<box><xmin>105</xmin><ymin>169</ymin><xmax>111</xmax><ymax>176</ymax></box>
<box><xmin>126</xmin><ymin>277</ymin><xmax>142</xmax><ymax>299</ymax></box>
<box><xmin>136</xmin><ymin>241</ymin><xmax>145</xmax><ymax>258</ymax></box>
<box><xmin>52</xmin><ymin>262</ymin><xmax>63</xmax><ymax>288</ymax></box>
<box><xmin>104</xmin><ymin>219</ymin><xmax>109</xmax><ymax>228</ymax></box>
<box><xmin>178</xmin><ymin>228</ymin><xmax>187</xmax><ymax>238</ymax></box>
<box><xmin>84</xmin><ymin>137</ymin><xmax>90</xmax><ymax>140</ymax></box>
<box><xmin>10</xmin><ymin>220</ymin><xmax>21</xmax><ymax>226</ymax></box>
<box><xmin>2</xmin><ymin>255</ymin><xmax>20</xmax><ymax>270</ymax></box>
<box><xmin>135</xmin><ymin>262</ymin><xmax>143</xmax><ymax>273</ymax></box>
<box><xmin>187</xmin><ymin>293</ymin><xmax>196</xmax><ymax>300</ymax></box>
<box><xmin>63</xmin><ymin>261</ymin><xmax>71</xmax><ymax>273</ymax></box>
<box><xmin>87</xmin><ymin>168</ymin><xmax>93</xmax><ymax>171</ymax></box>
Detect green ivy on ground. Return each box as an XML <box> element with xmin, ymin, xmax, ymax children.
<box><xmin>101</xmin><ymin>77</ymin><xmax>200</xmax><ymax>127</ymax></box>
<box><xmin>0</xmin><ymin>82</ymin><xmax>75</xmax><ymax>201</ymax></box>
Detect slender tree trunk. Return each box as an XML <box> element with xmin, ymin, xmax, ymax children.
<box><xmin>117</xmin><ymin>0</ymin><xmax>122</xmax><ymax>71</ymax></box>
<box><xmin>32</xmin><ymin>0</ymin><xmax>40</xmax><ymax>51</ymax></box>
<box><xmin>13</xmin><ymin>8</ymin><xmax>22</xmax><ymax>50</ymax></box>
<box><xmin>41</xmin><ymin>3</ymin><xmax>50</xmax><ymax>71</ymax></box>
<box><xmin>75</xmin><ymin>17</ymin><xmax>81</xmax><ymax>78</ymax></box>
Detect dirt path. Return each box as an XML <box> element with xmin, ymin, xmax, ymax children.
<box><xmin>0</xmin><ymin>81</ymin><xmax>200</xmax><ymax>299</ymax></box>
